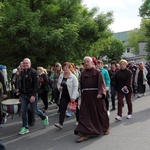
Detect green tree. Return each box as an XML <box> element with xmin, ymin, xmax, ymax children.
<box><xmin>126</xmin><ymin>18</ymin><xmax>148</xmax><ymax>54</ymax></box>
<box><xmin>0</xmin><ymin>0</ymin><xmax>113</xmax><ymax>68</ymax></box>
<box><xmin>98</xmin><ymin>37</ymin><xmax>125</xmax><ymax>62</ymax></box>
<box><xmin>139</xmin><ymin>0</ymin><xmax>150</xmax><ymax>60</ymax></box>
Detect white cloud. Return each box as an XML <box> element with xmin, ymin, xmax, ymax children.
<box><xmin>83</xmin><ymin>0</ymin><xmax>143</xmax><ymax>32</ymax></box>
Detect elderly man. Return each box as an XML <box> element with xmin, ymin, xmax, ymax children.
<box><xmin>18</xmin><ymin>58</ymin><xmax>49</xmax><ymax>135</ymax></box>
<box><xmin>74</xmin><ymin>56</ymin><xmax>109</xmax><ymax>142</ymax></box>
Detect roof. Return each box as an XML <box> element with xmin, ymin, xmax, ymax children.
<box><xmin>113</xmin><ymin>30</ymin><xmax>132</xmax><ymax>42</ymax></box>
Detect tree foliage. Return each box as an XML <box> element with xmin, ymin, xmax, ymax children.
<box><xmin>126</xmin><ymin>18</ymin><xmax>148</xmax><ymax>54</ymax></box>
<box><xmin>139</xmin><ymin>0</ymin><xmax>150</xmax><ymax>60</ymax></box>
<box><xmin>97</xmin><ymin>37</ymin><xmax>125</xmax><ymax>62</ymax></box>
<box><xmin>0</xmin><ymin>0</ymin><xmax>113</xmax><ymax>68</ymax></box>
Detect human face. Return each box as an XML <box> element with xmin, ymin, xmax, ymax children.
<box><xmin>84</xmin><ymin>58</ymin><xmax>93</xmax><ymax>69</ymax></box>
<box><xmin>111</xmin><ymin>64</ymin><xmax>116</xmax><ymax>70</ymax></box>
<box><xmin>37</xmin><ymin>68</ymin><xmax>42</xmax><ymax>75</ymax></box>
<box><xmin>63</xmin><ymin>65</ymin><xmax>70</xmax><ymax>73</ymax></box>
<box><xmin>97</xmin><ymin>61</ymin><xmax>103</xmax><ymax>69</ymax></box>
<box><xmin>120</xmin><ymin>62</ymin><xmax>126</xmax><ymax>70</ymax></box>
<box><xmin>55</xmin><ymin>65</ymin><xmax>61</xmax><ymax>71</ymax></box>
<box><xmin>23</xmin><ymin>58</ymin><xmax>31</xmax><ymax>70</ymax></box>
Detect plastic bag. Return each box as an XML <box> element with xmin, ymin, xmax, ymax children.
<box><xmin>67</xmin><ymin>101</ymin><xmax>77</xmax><ymax>111</ymax></box>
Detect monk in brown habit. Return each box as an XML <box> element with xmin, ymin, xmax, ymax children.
<box><xmin>74</xmin><ymin>56</ymin><xmax>110</xmax><ymax>142</ymax></box>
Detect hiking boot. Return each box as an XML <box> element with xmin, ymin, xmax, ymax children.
<box><xmin>18</xmin><ymin>127</ymin><xmax>29</xmax><ymax>135</ymax></box>
<box><xmin>43</xmin><ymin>116</ymin><xmax>49</xmax><ymax>128</ymax></box>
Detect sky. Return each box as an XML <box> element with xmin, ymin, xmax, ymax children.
<box><xmin>82</xmin><ymin>0</ymin><xmax>143</xmax><ymax>33</ymax></box>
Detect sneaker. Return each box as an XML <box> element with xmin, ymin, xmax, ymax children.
<box><xmin>75</xmin><ymin>122</ymin><xmax>78</xmax><ymax>126</ymax></box>
<box><xmin>43</xmin><ymin>109</ymin><xmax>48</xmax><ymax>113</ymax></box>
<box><xmin>0</xmin><ymin>124</ymin><xmax>3</xmax><ymax>128</ymax></box>
<box><xmin>18</xmin><ymin>127</ymin><xmax>29</xmax><ymax>135</ymax></box>
<box><xmin>66</xmin><ymin>111</ymin><xmax>72</xmax><ymax>117</ymax></box>
<box><xmin>107</xmin><ymin>111</ymin><xmax>110</xmax><ymax>116</ymax></box>
<box><xmin>43</xmin><ymin>116</ymin><xmax>49</xmax><ymax>128</ymax></box>
<box><xmin>1</xmin><ymin>113</ymin><xmax>8</xmax><ymax>124</ymax></box>
<box><xmin>54</xmin><ymin>123</ymin><xmax>63</xmax><ymax>129</ymax></box>
<box><xmin>127</xmin><ymin>114</ymin><xmax>132</xmax><ymax>119</ymax></box>
<box><xmin>49</xmin><ymin>101</ymin><xmax>54</xmax><ymax>105</ymax></box>
<box><xmin>110</xmin><ymin>108</ymin><xmax>116</xmax><ymax>111</ymax></box>
<box><xmin>115</xmin><ymin>116</ymin><xmax>122</xmax><ymax>121</ymax></box>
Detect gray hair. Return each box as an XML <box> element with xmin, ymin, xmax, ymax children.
<box><xmin>83</xmin><ymin>56</ymin><xmax>92</xmax><ymax>62</ymax></box>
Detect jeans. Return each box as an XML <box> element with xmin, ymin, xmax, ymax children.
<box><xmin>20</xmin><ymin>94</ymin><xmax>46</xmax><ymax>128</ymax></box>
<box><xmin>110</xmin><ymin>85</ymin><xmax>116</xmax><ymax>109</ymax></box>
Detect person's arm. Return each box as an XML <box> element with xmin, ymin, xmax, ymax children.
<box><xmin>97</xmin><ymin>71</ymin><xmax>106</xmax><ymax>99</ymax></box>
<box><xmin>0</xmin><ymin>71</ymin><xmax>7</xmax><ymax>94</ymax></box>
<box><xmin>31</xmin><ymin>70</ymin><xmax>38</xmax><ymax>97</ymax></box>
<box><xmin>104</xmin><ymin>70</ymin><xmax>110</xmax><ymax>89</ymax></box>
<box><xmin>71</xmin><ymin>75</ymin><xmax>79</xmax><ymax>100</ymax></box>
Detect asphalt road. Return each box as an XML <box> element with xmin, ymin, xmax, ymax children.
<box><xmin>1</xmin><ymin>89</ymin><xmax>150</xmax><ymax>150</ymax></box>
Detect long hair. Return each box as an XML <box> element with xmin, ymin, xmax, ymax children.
<box><xmin>54</xmin><ymin>63</ymin><xmax>63</xmax><ymax>76</ymax></box>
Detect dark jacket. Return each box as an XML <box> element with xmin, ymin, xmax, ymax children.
<box><xmin>108</xmin><ymin>69</ymin><xmax>119</xmax><ymax>86</ymax></box>
<box><xmin>0</xmin><ymin>71</ymin><xmax>7</xmax><ymax>94</ymax></box>
<box><xmin>39</xmin><ymin>73</ymin><xmax>49</xmax><ymax>92</ymax></box>
<box><xmin>115</xmin><ymin>68</ymin><xmax>133</xmax><ymax>93</ymax></box>
<box><xmin>19</xmin><ymin>68</ymin><xmax>38</xmax><ymax>96</ymax></box>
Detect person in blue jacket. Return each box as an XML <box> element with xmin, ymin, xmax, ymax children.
<box><xmin>97</xmin><ymin>60</ymin><xmax>111</xmax><ymax>115</ymax></box>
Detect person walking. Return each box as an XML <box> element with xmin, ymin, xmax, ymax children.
<box><xmin>115</xmin><ymin>59</ymin><xmax>133</xmax><ymax>121</ymax></box>
<box><xmin>108</xmin><ymin>61</ymin><xmax>119</xmax><ymax>111</ymax></box>
<box><xmin>37</xmin><ymin>67</ymin><xmax>49</xmax><ymax>113</ymax></box>
<box><xmin>54</xmin><ymin>62</ymin><xmax>79</xmax><ymax>129</ymax></box>
<box><xmin>18</xmin><ymin>58</ymin><xmax>49</xmax><ymax>135</ymax></box>
<box><xmin>97</xmin><ymin>60</ymin><xmax>111</xmax><ymax>115</ymax></box>
<box><xmin>135</xmin><ymin>62</ymin><xmax>148</xmax><ymax>98</ymax></box>
<box><xmin>74</xmin><ymin>56</ymin><xmax>109</xmax><ymax>143</ymax></box>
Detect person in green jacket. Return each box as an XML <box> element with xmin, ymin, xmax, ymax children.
<box><xmin>97</xmin><ymin>60</ymin><xmax>111</xmax><ymax>116</ymax></box>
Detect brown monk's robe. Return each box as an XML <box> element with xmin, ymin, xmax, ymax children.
<box><xmin>74</xmin><ymin>67</ymin><xmax>109</xmax><ymax>136</ymax></box>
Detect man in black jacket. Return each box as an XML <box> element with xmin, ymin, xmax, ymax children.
<box><xmin>18</xmin><ymin>58</ymin><xmax>49</xmax><ymax>135</ymax></box>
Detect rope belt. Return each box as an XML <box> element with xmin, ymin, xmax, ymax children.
<box><xmin>82</xmin><ymin>88</ymin><xmax>98</xmax><ymax>92</ymax></box>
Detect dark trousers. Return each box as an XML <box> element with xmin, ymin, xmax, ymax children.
<box><xmin>105</xmin><ymin>91</ymin><xmax>109</xmax><ymax>111</ymax></box>
<box><xmin>0</xmin><ymin>92</ymin><xmax>2</xmax><ymax>123</ymax></box>
<box><xmin>138</xmin><ymin>81</ymin><xmax>146</xmax><ymax>94</ymax></box>
<box><xmin>59</xmin><ymin>97</ymin><xmax>70</xmax><ymax>126</ymax></box>
<box><xmin>39</xmin><ymin>90</ymin><xmax>49</xmax><ymax>109</ymax></box>
<box><xmin>74</xmin><ymin>99</ymin><xmax>79</xmax><ymax>122</ymax></box>
<box><xmin>117</xmin><ymin>92</ymin><xmax>132</xmax><ymax>117</ymax></box>
<box><xmin>110</xmin><ymin>85</ymin><xmax>116</xmax><ymax>109</ymax></box>
<box><xmin>28</xmin><ymin>105</ymin><xmax>35</xmax><ymax>124</ymax></box>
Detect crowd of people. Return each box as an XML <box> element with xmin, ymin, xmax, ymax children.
<box><xmin>0</xmin><ymin>56</ymin><xmax>150</xmax><ymax>147</ymax></box>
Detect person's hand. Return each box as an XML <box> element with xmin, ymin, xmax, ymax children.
<box><xmin>122</xmin><ymin>86</ymin><xmax>127</xmax><ymax>89</ymax></box>
<box><xmin>30</xmin><ymin>96</ymin><xmax>35</xmax><ymax>103</ymax></box>
<box><xmin>2</xmin><ymin>94</ymin><xmax>7</xmax><ymax>99</ymax></box>
<box><xmin>106</xmin><ymin>87</ymin><xmax>109</xmax><ymax>91</ymax></box>
<box><xmin>59</xmin><ymin>86</ymin><xmax>63</xmax><ymax>91</ymax></box>
<box><xmin>97</xmin><ymin>94</ymin><xmax>102</xmax><ymax>99</ymax></box>
<box><xmin>71</xmin><ymin>98</ymin><xmax>75</xmax><ymax>102</ymax></box>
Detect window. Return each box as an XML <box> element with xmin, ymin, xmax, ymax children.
<box><xmin>126</xmin><ymin>48</ymin><xmax>130</xmax><ymax>53</ymax></box>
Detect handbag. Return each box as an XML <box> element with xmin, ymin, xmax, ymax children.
<box><xmin>67</xmin><ymin>101</ymin><xmax>77</xmax><ymax>111</ymax></box>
